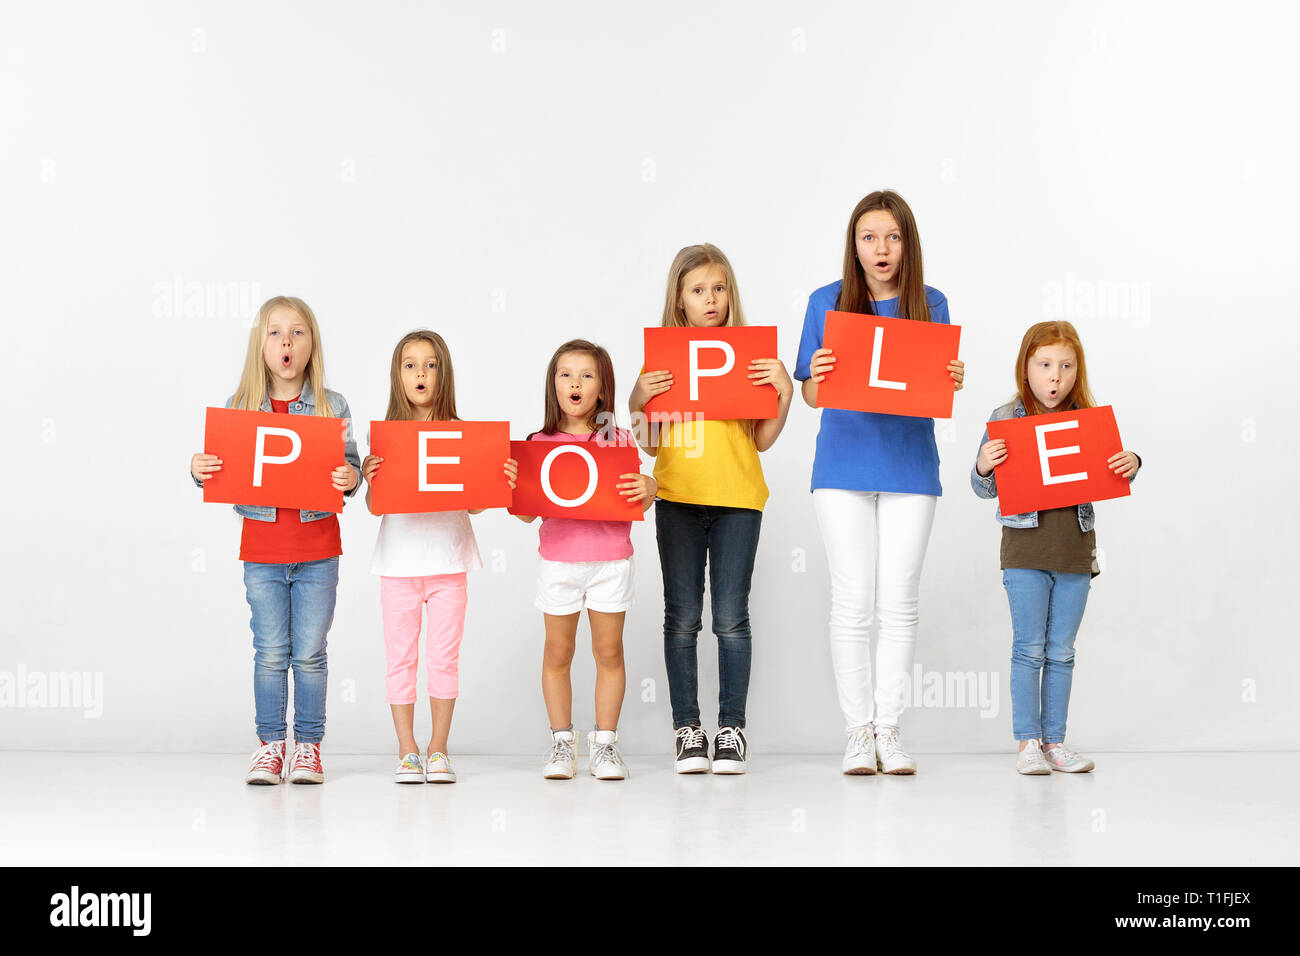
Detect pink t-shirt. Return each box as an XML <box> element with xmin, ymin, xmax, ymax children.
<box><xmin>530</xmin><ymin>428</ymin><xmax>638</xmax><ymax>563</ymax></box>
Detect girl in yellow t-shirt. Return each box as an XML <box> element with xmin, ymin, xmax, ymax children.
<box><xmin>629</xmin><ymin>243</ymin><xmax>794</xmax><ymax>775</ymax></box>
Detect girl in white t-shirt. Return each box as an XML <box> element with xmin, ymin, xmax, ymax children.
<box><xmin>362</xmin><ymin>330</ymin><xmax>517</xmax><ymax>784</ymax></box>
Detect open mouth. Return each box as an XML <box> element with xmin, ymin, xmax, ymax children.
<box><xmin>874</xmin><ymin>260</ymin><xmax>890</xmax><ymax>270</ymax></box>
<box><xmin>281</xmin><ymin>354</ymin><xmax>292</xmax><ymax>367</ymax></box>
<box><xmin>415</xmin><ymin>383</ymin><xmax>426</xmax><ymax>392</ymax></box>
<box><xmin>568</xmin><ymin>393</ymin><xmax>583</xmax><ymax>405</ymax></box>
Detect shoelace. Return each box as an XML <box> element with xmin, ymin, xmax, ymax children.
<box><xmin>591</xmin><ymin>741</ymin><xmax>623</xmax><ymax>766</ymax></box>
<box><xmin>547</xmin><ymin>737</ymin><xmax>575</xmax><ymax>765</ymax></box>
<box><xmin>876</xmin><ymin>729</ymin><xmax>903</xmax><ymax>759</ymax></box>
<box><xmin>846</xmin><ymin>727</ymin><xmax>872</xmax><ymax>756</ymax></box>
<box><xmin>715</xmin><ymin>727</ymin><xmax>743</xmax><ymax>756</ymax></box>
<box><xmin>1046</xmin><ymin>745</ymin><xmax>1076</xmax><ymax>763</ymax></box>
<box><xmin>293</xmin><ymin>744</ymin><xmax>321</xmax><ymax>770</ymax></box>
<box><xmin>676</xmin><ymin>726</ymin><xmax>706</xmax><ymax>751</ymax></box>
<box><xmin>251</xmin><ymin>742</ymin><xmax>283</xmax><ymax>770</ymax></box>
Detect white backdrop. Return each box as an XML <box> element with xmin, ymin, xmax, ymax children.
<box><xmin>3</xmin><ymin>1</ymin><xmax>1297</xmax><ymax>755</ymax></box>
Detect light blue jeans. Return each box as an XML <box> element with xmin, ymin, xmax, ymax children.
<box><xmin>1003</xmin><ymin>568</ymin><xmax>1090</xmax><ymax>743</ymax></box>
<box><xmin>243</xmin><ymin>557</ymin><xmax>339</xmax><ymax>743</ymax></box>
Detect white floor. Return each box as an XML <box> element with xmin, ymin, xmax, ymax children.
<box><xmin>1</xmin><ymin>751</ymin><xmax>1294</xmax><ymax>866</ymax></box>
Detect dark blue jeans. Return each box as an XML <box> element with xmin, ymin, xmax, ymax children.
<box><xmin>655</xmin><ymin>499</ymin><xmax>762</xmax><ymax>729</ymax></box>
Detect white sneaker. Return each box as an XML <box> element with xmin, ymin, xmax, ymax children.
<box><xmin>874</xmin><ymin>725</ymin><xmax>916</xmax><ymax>775</ymax></box>
<box><xmin>588</xmin><ymin>729</ymin><xmax>628</xmax><ymax>780</ymax></box>
<box><xmin>1016</xmin><ymin>739</ymin><xmax>1051</xmax><ymax>775</ymax></box>
<box><xmin>1042</xmin><ymin>743</ymin><xmax>1095</xmax><ymax>773</ymax></box>
<box><xmin>543</xmin><ymin>729</ymin><xmax>578</xmax><ymax>779</ymax></box>
<box><xmin>393</xmin><ymin>752</ymin><xmax>425</xmax><ymax>784</ymax></box>
<box><xmin>842</xmin><ymin>725</ymin><xmax>877</xmax><ymax>775</ymax></box>
<box><xmin>425</xmin><ymin>751</ymin><xmax>457</xmax><ymax>783</ymax></box>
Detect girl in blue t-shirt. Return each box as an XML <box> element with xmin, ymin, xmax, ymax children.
<box><xmin>794</xmin><ymin>190</ymin><xmax>964</xmax><ymax>776</ymax></box>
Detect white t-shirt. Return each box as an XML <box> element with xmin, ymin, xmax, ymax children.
<box><xmin>369</xmin><ymin>511</ymin><xmax>483</xmax><ymax>577</ymax></box>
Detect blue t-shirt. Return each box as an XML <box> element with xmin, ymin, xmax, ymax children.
<box><xmin>794</xmin><ymin>280</ymin><xmax>951</xmax><ymax>496</ymax></box>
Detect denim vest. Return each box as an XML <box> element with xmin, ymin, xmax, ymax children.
<box><xmin>969</xmin><ymin>398</ymin><xmax>1132</xmax><ymax>532</ymax></box>
<box><xmin>192</xmin><ymin>381</ymin><xmax>361</xmax><ymax>523</ymax></box>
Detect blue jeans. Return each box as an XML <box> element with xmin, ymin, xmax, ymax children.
<box><xmin>242</xmin><ymin>557</ymin><xmax>339</xmax><ymax>743</ymax></box>
<box><xmin>1003</xmin><ymin>568</ymin><xmax>1090</xmax><ymax>743</ymax></box>
<box><xmin>655</xmin><ymin>499</ymin><xmax>762</xmax><ymax>729</ymax></box>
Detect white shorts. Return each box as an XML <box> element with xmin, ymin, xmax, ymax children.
<box><xmin>535</xmin><ymin>556</ymin><xmax>635</xmax><ymax>615</ymax></box>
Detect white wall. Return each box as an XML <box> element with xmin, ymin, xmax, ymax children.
<box><xmin>3</xmin><ymin>0</ymin><xmax>1297</xmax><ymax>754</ymax></box>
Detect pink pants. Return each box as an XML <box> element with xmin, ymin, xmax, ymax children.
<box><xmin>379</xmin><ymin>573</ymin><xmax>468</xmax><ymax>703</ymax></box>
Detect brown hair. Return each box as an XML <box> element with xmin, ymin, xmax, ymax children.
<box><xmin>836</xmin><ymin>190</ymin><xmax>931</xmax><ymax>323</ymax></box>
<box><xmin>533</xmin><ymin>339</ymin><xmax>617</xmax><ymax>439</ymax></box>
<box><xmin>384</xmin><ymin>330</ymin><xmax>458</xmax><ymax>421</ymax></box>
<box><xmin>659</xmin><ymin>243</ymin><xmax>747</xmax><ymax>328</ymax></box>
<box><xmin>1014</xmin><ymin>321</ymin><xmax>1096</xmax><ymax>416</ymax></box>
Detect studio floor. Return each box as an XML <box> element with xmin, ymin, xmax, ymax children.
<box><xmin>1</xmin><ymin>751</ymin><xmax>1294</xmax><ymax>866</ymax></box>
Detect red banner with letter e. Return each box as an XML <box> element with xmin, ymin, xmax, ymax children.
<box><xmin>368</xmin><ymin>420</ymin><xmax>512</xmax><ymax>514</ymax></box>
<box><xmin>508</xmin><ymin>439</ymin><xmax>643</xmax><ymax>521</ymax></box>
<box><xmin>202</xmin><ymin>406</ymin><xmax>345</xmax><ymax>512</ymax></box>
<box><xmin>985</xmin><ymin>405</ymin><xmax>1131</xmax><ymax>515</ymax></box>
<box><xmin>643</xmin><ymin>326</ymin><xmax>778</xmax><ymax>421</ymax></box>
<box><xmin>816</xmin><ymin>311</ymin><xmax>961</xmax><ymax>418</ymax></box>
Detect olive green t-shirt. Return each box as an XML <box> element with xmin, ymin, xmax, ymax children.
<box><xmin>1000</xmin><ymin>506</ymin><xmax>1098</xmax><ymax>577</ymax></box>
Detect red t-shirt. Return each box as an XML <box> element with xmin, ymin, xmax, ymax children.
<box><xmin>238</xmin><ymin>396</ymin><xmax>343</xmax><ymax>564</ymax></box>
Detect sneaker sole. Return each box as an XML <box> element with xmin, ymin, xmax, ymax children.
<box><xmin>591</xmin><ymin>771</ymin><xmax>628</xmax><ymax>780</ymax></box>
<box><xmin>877</xmin><ymin>761</ymin><xmax>916</xmax><ymax>775</ymax></box>
<box><xmin>711</xmin><ymin>760</ymin><xmax>746</xmax><ymax>774</ymax></box>
<box><xmin>843</xmin><ymin>766</ymin><xmax>877</xmax><ymax>776</ymax></box>
<box><xmin>394</xmin><ymin>774</ymin><xmax>426</xmax><ymax>784</ymax></box>
<box><xmin>1048</xmin><ymin>763</ymin><xmax>1094</xmax><ymax>773</ymax></box>
<box><xmin>1018</xmin><ymin>766</ymin><xmax>1051</xmax><ymax>775</ymax></box>
<box><xmin>674</xmin><ymin>756</ymin><xmax>710</xmax><ymax>774</ymax></box>
<box><xmin>543</xmin><ymin>768</ymin><xmax>576</xmax><ymax>779</ymax></box>
<box><xmin>426</xmin><ymin>773</ymin><xmax>457</xmax><ymax>784</ymax></box>
<box><xmin>289</xmin><ymin>772</ymin><xmax>324</xmax><ymax>784</ymax></box>
<box><xmin>245</xmin><ymin>772</ymin><xmax>283</xmax><ymax>785</ymax></box>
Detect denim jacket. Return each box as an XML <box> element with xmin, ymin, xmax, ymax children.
<box><xmin>969</xmin><ymin>398</ymin><xmax>1139</xmax><ymax>531</ymax></box>
<box><xmin>191</xmin><ymin>380</ymin><xmax>361</xmax><ymax>523</ymax></box>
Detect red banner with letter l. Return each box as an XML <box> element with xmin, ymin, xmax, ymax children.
<box><xmin>203</xmin><ymin>406</ymin><xmax>345</xmax><ymax>512</ymax></box>
<box><xmin>508</xmin><ymin>439</ymin><xmax>643</xmax><ymax>521</ymax></box>
<box><xmin>643</xmin><ymin>326</ymin><xmax>779</xmax><ymax>421</ymax></box>
<box><xmin>985</xmin><ymin>405</ymin><xmax>1131</xmax><ymax>515</ymax></box>
<box><xmin>368</xmin><ymin>420</ymin><xmax>512</xmax><ymax>514</ymax></box>
<box><xmin>816</xmin><ymin>311</ymin><xmax>961</xmax><ymax>418</ymax></box>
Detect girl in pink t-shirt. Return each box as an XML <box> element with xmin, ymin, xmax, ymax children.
<box><xmin>513</xmin><ymin>339</ymin><xmax>657</xmax><ymax>781</ymax></box>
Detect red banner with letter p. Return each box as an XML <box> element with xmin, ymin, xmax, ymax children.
<box><xmin>202</xmin><ymin>406</ymin><xmax>345</xmax><ymax>512</ymax></box>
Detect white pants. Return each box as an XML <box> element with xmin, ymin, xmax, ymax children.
<box><xmin>812</xmin><ymin>489</ymin><xmax>937</xmax><ymax>732</ymax></box>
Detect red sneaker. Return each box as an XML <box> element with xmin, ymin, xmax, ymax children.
<box><xmin>288</xmin><ymin>742</ymin><xmax>325</xmax><ymax>784</ymax></box>
<box><xmin>246</xmin><ymin>740</ymin><xmax>286</xmax><ymax>785</ymax></box>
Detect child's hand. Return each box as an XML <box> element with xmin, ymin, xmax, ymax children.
<box><xmin>809</xmin><ymin>348</ymin><xmax>836</xmax><ymax>383</ymax></box>
<box><xmin>504</xmin><ymin>457</ymin><xmax>518</xmax><ymax>490</ymax></box>
<box><xmin>191</xmin><ymin>453</ymin><xmax>222</xmax><ymax>482</ymax></box>
<box><xmin>749</xmin><ymin>358</ymin><xmax>793</xmax><ymax>401</ymax></box>
<box><xmin>618</xmin><ymin>472</ymin><xmax>655</xmax><ymax>504</ymax></box>
<box><xmin>1108</xmin><ymin>450</ymin><xmax>1140</xmax><ymax>479</ymax></box>
<box><xmin>332</xmin><ymin>463</ymin><xmax>359</xmax><ymax>492</ymax></box>
<box><xmin>630</xmin><ymin>370</ymin><xmax>673</xmax><ymax>411</ymax></box>
<box><xmin>977</xmin><ymin>439</ymin><xmax>1007</xmax><ymax>476</ymax></box>
<box><xmin>949</xmin><ymin>359</ymin><xmax>965</xmax><ymax>391</ymax></box>
<box><xmin>361</xmin><ymin>455</ymin><xmax>383</xmax><ymax>483</ymax></box>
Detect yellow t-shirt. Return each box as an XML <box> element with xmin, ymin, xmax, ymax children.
<box><xmin>652</xmin><ymin>418</ymin><xmax>769</xmax><ymax>512</ymax></box>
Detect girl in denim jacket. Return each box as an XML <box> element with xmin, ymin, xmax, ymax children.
<box><xmin>972</xmin><ymin>321</ymin><xmax>1140</xmax><ymax>775</ymax></box>
<box><xmin>190</xmin><ymin>296</ymin><xmax>360</xmax><ymax>785</ymax></box>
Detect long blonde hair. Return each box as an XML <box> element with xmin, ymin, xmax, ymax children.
<box><xmin>660</xmin><ymin>243</ymin><xmax>747</xmax><ymax>328</ymax></box>
<box><xmin>384</xmin><ymin>330</ymin><xmax>459</xmax><ymax>421</ymax></box>
<box><xmin>232</xmin><ymin>296</ymin><xmax>333</xmax><ymax>416</ymax></box>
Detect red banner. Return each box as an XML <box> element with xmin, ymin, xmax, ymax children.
<box><xmin>203</xmin><ymin>406</ymin><xmax>345</xmax><ymax>512</ymax></box>
<box><xmin>816</xmin><ymin>311</ymin><xmax>961</xmax><ymax>418</ymax></box>
<box><xmin>643</xmin><ymin>326</ymin><xmax>779</xmax><ymax>420</ymax></box>
<box><xmin>986</xmin><ymin>405</ymin><xmax>1131</xmax><ymax>515</ymax></box>
<box><xmin>508</xmin><ymin>439</ymin><xmax>643</xmax><ymax>521</ymax></box>
<box><xmin>368</xmin><ymin>420</ymin><xmax>512</xmax><ymax>514</ymax></box>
